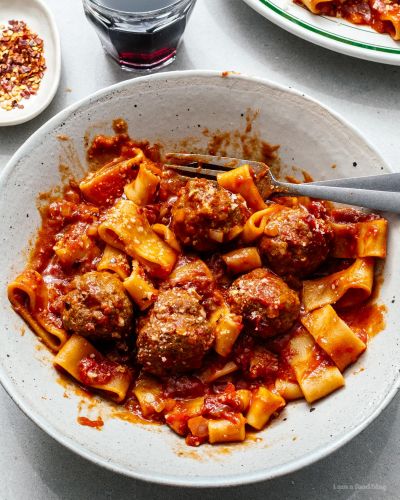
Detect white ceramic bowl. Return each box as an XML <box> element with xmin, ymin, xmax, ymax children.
<box><xmin>0</xmin><ymin>0</ymin><xmax>61</xmax><ymax>126</ymax></box>
<box><xmin>0</xmin><ymin>71</ymin><xmax>399</xmax><ymax>487</ymax></box>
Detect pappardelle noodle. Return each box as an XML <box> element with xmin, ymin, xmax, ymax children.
<box><xmin>8</xmin><ymin>123</ymin><xmax>388</xmax><ymax>447</ymax></box>
<box><xmin>296</xmin><ymin>0</ymin><xmax>400</xmax><ymax>41</ymax></box>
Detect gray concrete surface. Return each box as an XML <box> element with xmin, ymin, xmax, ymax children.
<box><xmin>0</xmin><ymin>0</ymin><xmax>399</xmax><ymax>498</ymax></box>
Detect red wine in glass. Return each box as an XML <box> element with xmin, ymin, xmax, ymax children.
<box><xmin>83</xmin><ymin>0</ymin><xmax>197</xmax><ymax>70</ymax></box>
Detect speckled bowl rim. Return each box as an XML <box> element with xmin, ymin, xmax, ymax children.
<box><xmin>0</xmin><ymin>70</ymin><xmax>398</xmax><ymax>487</ymax></box>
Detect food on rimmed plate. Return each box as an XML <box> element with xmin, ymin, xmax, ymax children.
<box><xmin>296</xmin><ymin>0</ymin><xmax>400</xmax><ymax>41</ymax></box>
<box><xmin>8</xmin><ymin>122</ymin><xmax>388</xmax><ymax>447</ymax></box>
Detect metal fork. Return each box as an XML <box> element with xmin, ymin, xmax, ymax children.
<box><xmin>165</xmin><ymin>153</ymin><xmax>400</xmax><ymax>214</ymax></box>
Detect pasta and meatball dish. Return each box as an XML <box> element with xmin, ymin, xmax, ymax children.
<box><xmin>296</xmin><ymin>0</ymin><xmax>400</xmax><ymax>40</ymax></box>
<box><xmin>8</xmin><ymin>123</ymin><xmax>388</xmax><ymax>447</ymax></box>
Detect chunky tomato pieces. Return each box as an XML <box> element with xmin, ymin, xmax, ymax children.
<box><xmin>78</xmin><ymin>355</ymin><xmax>120</xmax><ymax>385</ymax></box>
<box><xmin>163</xmin><ymin>375</ymin><xmax>206</xmax><ymax>400</ymax></box>
<box><xmin>202</xmin><ymin>387</ymin><xmax>244</xmax><ymax>421</ymax></box>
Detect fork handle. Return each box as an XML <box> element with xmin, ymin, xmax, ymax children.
<box><xmin>275</xmin><ymin>182</ymin><xmax>400</xmax><ymax>213</ymax></box>
<box><xmin>308</xmin><ymin>172</ymin><xmax>400</xmax><ymax>192</ymax></box>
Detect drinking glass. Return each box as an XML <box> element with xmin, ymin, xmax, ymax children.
<box><xmin>82</xmin><ymin>0</ymin><xmax>197</xmax><ymax>71</ymax></box>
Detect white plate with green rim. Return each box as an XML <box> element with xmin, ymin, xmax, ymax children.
<box><xmin>242</xmin><ymin>0</ymin><xmax>400</xmax><ymax>65</ymax></box>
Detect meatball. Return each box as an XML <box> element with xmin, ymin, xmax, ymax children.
<box><xmin>171</xmin><ymin>178</ymin><xmax>250</xmax><ymax>252</ymax></box>
<box><xmin>62</xmin><ymin>271</ymin><xmax>133</xmax><ymax>341</ymax></box>
<box><xmin>258</xmin><ymin>207</ymin><xmax>332</xmax><ymax>277</ymax></box>
<box><xmin>227</xmin><ymin>268</ymin><xmax>300</xmax><ymax>339</ymax></box>
<box><xmin>137</xmin><ymin>289</ymin><xmax>214</xmax><ymax>376</ymax></box>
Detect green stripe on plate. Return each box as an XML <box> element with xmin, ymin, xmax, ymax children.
<box><xmin>258</xmin><ymin>0</ymin><xmax>400</xmax><ymax>54</ymax></box>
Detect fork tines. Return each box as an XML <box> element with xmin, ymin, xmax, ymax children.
<box><xmin>164</xmin><ymin>163</ymin><xmax>224</xmax><ymax>180</ymax></box>
<box><xmin>165</xmin><ymin>152</ymin><xmax>267</xmax><ymax>180</ymax></box>
<box><xmin>165</xmin><ymin>152</ymin><xmax>252</xmax><ymax>180</ymax></box>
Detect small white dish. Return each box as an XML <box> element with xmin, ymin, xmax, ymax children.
<box><xmin>0</xmin><ymin>0</ymin><xmax>61</xmax><ymax>126</ymax></box>
<box><xmin>242</xmin><ymin>0</ymin><xmax>400</xmax><ymax>65</ymax></box>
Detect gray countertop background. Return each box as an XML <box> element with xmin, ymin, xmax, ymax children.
<box><xmin>0</xmin><ymin>0</ymin><xmax>399</xmax><ymax>498</ymax></box>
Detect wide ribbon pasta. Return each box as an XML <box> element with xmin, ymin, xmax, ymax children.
<box><xmin>242</xmin><ymin>205</ymin><xmax>286</xmax><ymax>243</ymax></box>
<box><xmin>208</xmin><ymin>414</ymin><xmax>246</xmax><ymax>444</ymax></box>
<box><xmin>198</xmin><ymin>361</ymin><xmax>239</xmax><ymax>383</ymax></box>
<box><xmin>302</xmin><ymin>258</ymin><xmax>374</xmax><ymax>312</ymax></box>
<box><xmin>282</xmin><ymin>327</ymin><xmax>345</xmax><ymax>403</ymax></box>
<box><xmin>222</xmin><ymin>247</ymin><xmax>262</xmax><ymax>275</ymax></box>
<box><xmin>54</xmin><ymin>334</ymin><xmax>132</xmax><ymax>402</ymax></box>
<box><xmin>301</xmin><ymin>305</ymin><xmax>366</xmax><ymax>371</ymax></box>
<box><xmin>152</xmin><ymin>224</ymin><xmax>182</xmax><ymax>253</ymax></box>
<box><xmin>123</xmin><ymin>260</ymin><xmax>158</xmax><ymax>310</ymax></box>
<box><xmin>297</xmin><ymin>0</ymin><xmax>400</xmax><ymax>40</ymax></box>
<box><xmin>8</xmin><ymin>270</ymin><xmax>67</xmax><ymax>351</ymax></box>
<box><xmin>246</xmin><ymin>387</ymin><xmax>285</xmax><ymax>430</ymax></box>
<box><xmin>133</xmin><ymin>374</ymin><xmax>166</xmax><ymax>417</ymax></box>
<box><xmin>80</xmin><ymin>150</ymin><xmax>144</xmax><ymax>204</ymax></box>
<box><xmin>97</xmin><ymin>244</ymin><xmax>131</xmax><ymax>280</ymax></box>
<box><xmin>298</xmin><ymin>0</ymin><xmax>333</xmax><ymax>13</ymax></box>
<box><xmin>332</xmin><ymin>219</ymin><xmax>387</xmax><ymax>258</ymax></box>
<box><xmin>124</xmin><ymin>164</ymin><xmax>160</xmax><ymax>206</ymax></box>
<box><xmin>210</xmin><ymin>304</ymin><xmax>243</xmax><ymax>357</ymax></box>
<box><xmin>377</xmin><ymin>2</ymin><xmax>400</xmax><ymax>40</ymax></box>
<box><xmin>217</xmin><ymin>165</ymin><xmax>266</xmax><ymax>211</ymax></box>
<box><xmin>98</xmin><ymin>199</ymin><xmax>177</xmax><ymax>278</ymax></box>
<box><xmin>275</xmin><ymin>377</ymin><xmax>303</xmax><ymax>401</ymax></box>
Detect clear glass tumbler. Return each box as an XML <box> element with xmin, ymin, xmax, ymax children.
<box><xmin>82</xmin><ymin>0</ymin><xmax>197</xmax><ymax>71</ymax></box>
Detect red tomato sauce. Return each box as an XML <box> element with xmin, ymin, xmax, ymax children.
<box><xmin>77</xmin><ymin>416</ymin><xmax>104</xmax><ymax>429</ymax></box>
<box><xmin>295</xmin><ymin>0</ymin><xmax>400</xmax><ymax>39</ymax></box>
<box><xmin>339</xmin><ymin>303</ymin><xmax>386</xmax><ymax>343</ymax></box>
<box><xmin>78</xmin><ymin>355</ymin><xmax>120</xmax><ymax>386</ymax></box>
<box><xmin>20</xmin><ymin>122</ymin><xmax>388</xmax><ymax>446</ymax></box>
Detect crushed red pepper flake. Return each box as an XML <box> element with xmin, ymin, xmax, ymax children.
<box><xmin>0</xmin><ymin>19</ymin><xmax>46</xmax><ymax>111</ymax></box>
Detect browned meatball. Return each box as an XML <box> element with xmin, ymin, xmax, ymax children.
<box><xmin>227</xmin><ymin>268</ymin><xmax>300</xmax><ymax>339</ymax></box>
<box><xmin>62</xmin><ymin>271</ymin><xmax>133</xmax><ymax>341</ymax></box>
<box><xmin>137</xmin><ymin>289</ymin><xmax>214</xmax><ymax>376</ymax></box>
<box><xmin>171</xmin><ymin>178</ymin><xmax>250</xmax><ymax>252</ymax></box>
<box><xmin>258</xmin><ymin>207</ymin><xmax>332</xmax><ymax>277</ymax></box>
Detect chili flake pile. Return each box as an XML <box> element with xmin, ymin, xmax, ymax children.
<box><xmin>0</xmin><ymin>20</ymin><xmax>46</xmax><ymax>111</ymax></box>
